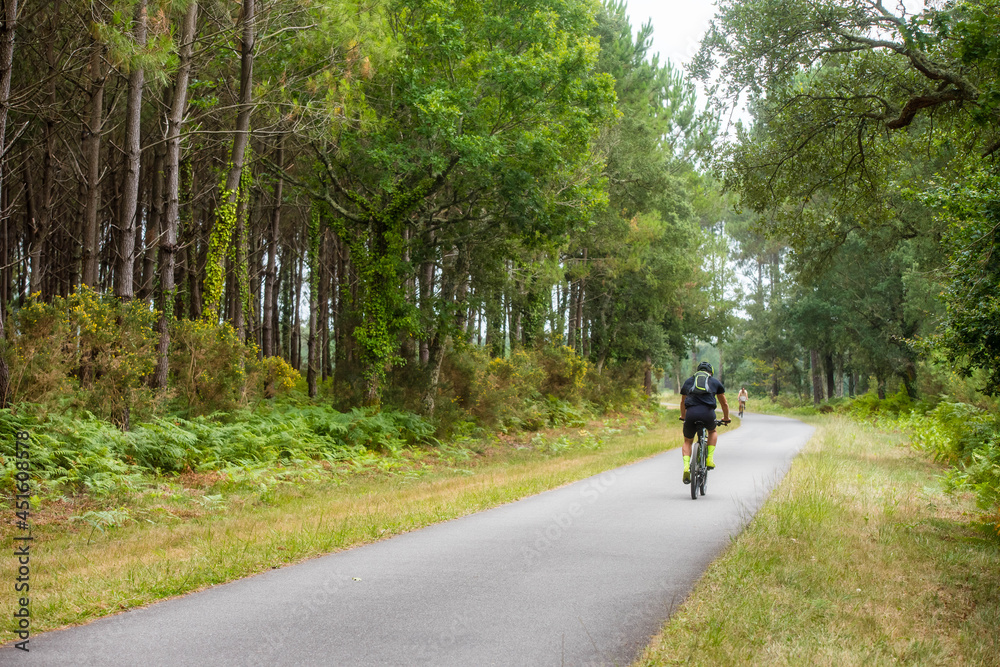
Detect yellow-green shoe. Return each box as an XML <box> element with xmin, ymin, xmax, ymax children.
<box><xmin>683</xmin><ymin>469</ymin><xmax>690</xmax><ymax>484</ymax></box>
<box><xmin>706</xmin><ymin>446</ymin><xmax>716</xmax><ymax>469</ymax></box>
<box><xmin>683</xmin><ymin>456</ymin><xmax>691</xmax><ymax>484</ymax></box>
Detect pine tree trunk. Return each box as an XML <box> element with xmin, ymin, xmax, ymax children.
<box><xmin>116</xmin><ymin>0</ymin><xmax>147</xmax><ymax>301</ymax></box>
<box><xmin>307</xmin><ymin>280</ymin><xmax>318</xmax><ymax>398</ymax></box>
<box><xmin>771</xmin><ymin>358</ymin><xmax>779</xmax><ymax>399</ymax></box>
<box><xmin>0</xmin><ymin>0</ymin><xmax>16</xmax><ymax>406</ymax></box>
<box><xmin>82</xmin><ymin>38</ymin><xmax>105</xmax><ymax>287</ymax></box>
<box><xmin>291</xmin><ymin>250</ymin><xmax>302</xmax><ymax>370</ymax></box>
<box><xmin>824</xmin><ymin>352</ymin><xmax>835</xmax><ymax>401</ymax></box>
<box><xmin>579</xmin><ymin>247</ymin><xmax>587</xmax><ymax>356</ymax></box>
<box><xmin>204</xmin><ymin>0</ymin><xmax>255</xmax><ymax>317</ymax></box>
<box><xmin>262</xmin><ymin>134</ymin><xmax>282</xmax><ymax>357</ymax></box>
<box><xmin>566</xmin><ymin>280</ymin><xmax>577</xmax><ymax>351</ymax></box>
<box><xmin>419</xmin><ymin>238</ymin><xmax>434</xmax><ymax>365</ymax></box>
<box><xmin>810</xmin><ymin>349</ymin><xmax>823</xmax><ymax>405</ymax></box>
<box><xmin>319</xmin><ymin>229</ymin><xmax>331</xmax><ymax>380</ymax></box>
<box><xmin>644</xmin><ymin>354</ymin><xmax>653</xmax><ymax>396</ymax></box>
<box><xmin>835</xmin><ymin>354</ymin><xmax>844</xmax><ymax>398</ymax></box>
<box><xmin>153</xmin><ymin>0</ymin><xmax>197</xmax><ymax>389</ymax></box>
<box><xmin>141</xmin><ymin>149</ymin><xmax>164</xmax><ymax>302</ymax></box>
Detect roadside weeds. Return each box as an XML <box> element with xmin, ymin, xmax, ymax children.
<box><xmin>635</xmin><ymin>415</ymin><xmax>1000</xmax><ymax>666</ymax></box>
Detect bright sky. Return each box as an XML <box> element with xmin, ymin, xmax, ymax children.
<box><xmin>623</xmin><ymin>0</ymin><xmax>718</xmax><ymax>72</ymax></box>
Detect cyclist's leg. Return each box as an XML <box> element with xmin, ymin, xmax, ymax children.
<box><xmin>706</xmin><ymin>417</ymin><xmax>719</xmax><ymax>468</ymax></box>
<box><xmin>681</xmin><ymin>418</ymin><xmax>700</xmax><ymax>483</ymax></box>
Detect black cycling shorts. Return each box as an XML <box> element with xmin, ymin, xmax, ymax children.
<box><xmin>683</xmin><ymin>407</ymin><xmax>717</xmax><ymax>439</ymax></box>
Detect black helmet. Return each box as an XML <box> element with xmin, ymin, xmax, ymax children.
<box><xmin>697</xmin><ymin>361</ymin><xmax>714</xmax><ymax>374</ymax></box>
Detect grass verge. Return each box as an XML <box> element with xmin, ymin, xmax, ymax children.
<box><xmin>635</xmin><ymin>415</ymin><xmax>1000</xmax><ymax>666</ymax></box>
<box><xmin>1</xmin><ymin>408</ymin><xmax>713</xmax><ymax>642</ymax></box>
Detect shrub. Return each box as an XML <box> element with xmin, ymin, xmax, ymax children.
<box><xmin>581</xmin><ymin>361</ymin><xmax>649</xmax><ymax>413</ymax></box>
<box><xmin>847</xmin><ymin>386</ymin><xmax>913</xmax><ymax>421</ymax></box>
<box><xmin>444</xmin><ymin>346</ymin><xmax>544</xmax><ymax>430</ymax></box>
<box><xmin>9</xmin><ymin>287</ymin><xmax>160</xmax><ymax>425</ymax></box>
<box><xmin>537</xmin><ymin>345</ymin><xmax>590</xmax><ymax>401</ymax></box>
<box><xmin>948</xmin><ymin>435</ymin><xmax>1000</xmax><ymax>535</ymax></box>
<box><xmin>170</xmin><ymin>319</ymin><xmax>297</xmax><ymax>413</ymax></box>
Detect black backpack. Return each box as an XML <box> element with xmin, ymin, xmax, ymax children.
<box><xmin>690</xmin><ymin>370</ymin><xmax>712</xmax><ymax>395</ymax></box>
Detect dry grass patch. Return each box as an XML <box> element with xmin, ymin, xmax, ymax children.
<box><xmin>635</xmin><ymin>416</ymin><xmax>1000</xmax><ymax>666</ymax></box>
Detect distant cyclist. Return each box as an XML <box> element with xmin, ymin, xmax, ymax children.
<box><xmin>679</xmin><ymin>361</ymin><xmax>730</xmax><ymax>484</ymax></box>
<box><xmin>737</xmin><ymin>386</ymin><xmax>748</xmax><ymax>417</ymax></box>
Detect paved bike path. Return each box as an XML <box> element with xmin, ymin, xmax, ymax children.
<box><xmin>5</xmin><ymin>413</ymin><xmax>813</xmax><ymax>666</ymax></box>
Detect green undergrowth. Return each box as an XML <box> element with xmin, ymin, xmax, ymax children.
<box><xmin>636</xmin><ymin>416</ymin><xmax>1000</xmax><ymax>666</ymax></box>
<box><xmin>0</xmin><ymin>392</ymin><xmax>621</xmax><ymax>498</ymax></box>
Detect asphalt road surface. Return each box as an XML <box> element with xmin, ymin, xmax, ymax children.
<box><xmin>4</xmin><ymin>413</ymin><xmax>813</xmax><ymax>666</ymax></box>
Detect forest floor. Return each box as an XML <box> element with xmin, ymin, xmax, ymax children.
<box><xmin>635</xmin><ymin>414</ymin><xmax>1000</xmax><ymax>666</ymax></box>
<box><xmin>1</xmin><ymin>406</ymin><xmax>695</xmax><ymax>643</ymax></box>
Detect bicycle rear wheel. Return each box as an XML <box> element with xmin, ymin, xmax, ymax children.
<box><xmin>690</xmin><ymin>441</ymin><xmax>700</xmax><ymax>500</ymax></box>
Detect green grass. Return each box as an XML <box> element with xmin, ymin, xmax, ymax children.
<box><xmin>1</xmin><ymin>408</ymin><xmax>705</xmax><ymax>641</ymax></box>
<box><xmin>635</xmin><ymin>415</ymin><xmax>1000</xmax><ymax>666</ymax></box>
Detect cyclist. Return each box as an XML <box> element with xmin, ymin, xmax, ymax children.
<box><xmin>737</xmin><ymin>386</ymin><xmax>748</xmax><ymax>416</ymax></box>
<box><xmin>679</xmin><ymin>361</ymin><xmax>730</xmax><ymax>484</ymax></box>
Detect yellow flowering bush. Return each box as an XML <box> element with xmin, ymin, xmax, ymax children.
<box><xmin>444</xmin><ymin>346</ymin><xmax>544</xmax><ymax>429</ymax></box>
<box><xmin>10</xmin><ymin>287</ymin><xmax>160</xmax><ymax>422</ymax></box>
<box><xmin>538</xmin><ymin>345</ymin><xmax>591</xmax><ymax>400</ymax></box>
<box><xmin>170</xmin><ymin>319</ymin><xmax>299</xmax><ymax>413</ymax></box>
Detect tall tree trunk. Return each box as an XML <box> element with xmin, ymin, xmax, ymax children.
<box><xmin>116</xmin><ymin>0</ymin><xmax>147</xmax><ymax>301</ymax></box>
<box><xmin>419</xmin><ymin>235</ymin><xmax>434</xmax><ymax>366</ymax></box>
<box><xmin>567</xmin><ymin>279</ymin><xmax>577</xmax><ymax>351</ymax></box>
<box><xmin>810</xmin><ymin>349</ymin><xmax>823</xmax><ymax>406</ymax></box>
<box><xmin>0</xmin><ymin>0</ymin><xmax>16</xmax><ymax>406</ymax></box>
<box><xmin>232</xmin><ymin>191</ymin><xmax>248</xmax><ymax>336</ymax></box>
<box><xmin>291</xmin><ymin>250</ymin><xmax>302</xmax><ymax>370</ymax></box>
<box><xmin>280</xmin><ymin>247</ymin><xmax>291</xmax><ymax>360</ymax></box>
<box><xmin>574</xmin><ymin>278</ymin><xmax>584</xmax><ymax>353</ymax></box>
<box><xmin>307</xmin><ymin>280</ymin><xmax>318</xmax><ymax>397</ymax></box>
<box><xmin>153</xmin><ymin>0</ymin><xmax>197</xmax><ymax>388</ymax></box>
<box><xmin>82</xmin><ymin>38</ymin><xmax>105</xmax><ymax>287</ymax></box>
<box><xmin>770</xmin><ymin>358</ymin><xmax>779</xmax><ymax>400</ymax></box>
<box><xmin>307</xmin><ymin>212</ymin><xmax>320</xmax><ymax>397</ymax></box>
<box><xmin>643</xmin><ymin>354</ymin><xmax>653</xmax><ymax>396</ymax></box>
<box><xmin>579</xmin><ymin>247</ymin><xmax>587</xmax><ymax>356</ymax></box>
<box><xmin>836</xmin><ymin>354</ymin><xmax>845</xmax><ymax>398</ymax></box>
<box><xmin>203</xmin><ymin>0</ymin><xmax>255</xmax><ymax>317</ymax></box>
<box><xmin>824</xmin><ymin>352</ymin><xmax>835</xmax><ymax>402</ymax></box>
<box><xmin>262</xmin><ymin>134</ymin><xmax>282</xmax><ymax>357</ymax></box>
<box><xmin>422</xmin><ymin>245</ymin><xmax>466</xmax><ymax>415</ymax></box>
<box><xmin>319</xmin><ymin>229</ymin><xmax>331</xmax><ymax>379</ymax></box>
<box><xmin>141</xmin><ymin>149</ymin><xmax>163</xmax><ymax>302</ymax></box>
<box><xmin>29</xmin><ymin>32</ymin><xmax>56</xmax><ymax>298</ymax></box>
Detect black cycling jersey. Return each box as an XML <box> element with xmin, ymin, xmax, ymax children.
<box><xmin>680</xmin><ymin>373</ymin><xmax>725</xmax><ymax>410</ymax></box>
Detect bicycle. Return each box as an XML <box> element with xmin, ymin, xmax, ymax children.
<box><xmin>738</xmin><ymin>400</ymin><xmax>745</xmax><ymax>418</ymax></box>
<box><xmin>680</xmin><ymin>419</ymin><xmax>729</xmax><ymax>500</ymax></box>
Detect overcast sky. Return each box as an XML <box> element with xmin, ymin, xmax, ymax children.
<box><xmin>623</xmin><ymin>0</ymin><xmax>718</xmax><ymax>73</ymax></box>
